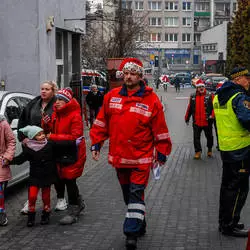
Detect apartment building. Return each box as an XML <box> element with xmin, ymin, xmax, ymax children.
<box><xmin>104</xmin><ymin>0</ymin><xmax>237</xmax><ymax>73</ymax></box>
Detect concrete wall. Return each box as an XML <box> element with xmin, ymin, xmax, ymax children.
<box><xmin>201</xmin><ymin>21</ymin><xmax>228</xmax><ymax>61</ymax></box>
<box><xmin>0</xmin><ymin>0</ymin><xmax>85</xmax><ymax>95</ymax></box>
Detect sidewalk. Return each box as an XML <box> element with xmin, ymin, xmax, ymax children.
<box><xmin>1</xmin><ymin>87</ymin><xmax>249</xmax><ymax>250</ymax></box>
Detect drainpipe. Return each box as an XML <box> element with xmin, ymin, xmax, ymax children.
<box><xmin>210</xmin><ymin>0</ymin><xmax>214</xmax><ymax>28</ymax></box>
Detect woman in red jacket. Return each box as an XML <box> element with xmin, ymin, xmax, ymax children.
<box><xmin>46</xmin><ymin>87</ymin><xmax>86</xmax><ymax>225</ymax></box>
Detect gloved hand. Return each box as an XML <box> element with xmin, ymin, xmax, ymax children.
<box><xmin>185</xmin><ymin>121</ymin><xmax>189</xmax><ymax>125</ymax></box>
<box><xmin>42</xmin><ymin>114</ymin><xmax>51</xmax><ymax>124</ymax></box>
<box><xmin>76</xmin><ymin>136</ymin><xmax>84</xmax><ymax>146</ymax></box>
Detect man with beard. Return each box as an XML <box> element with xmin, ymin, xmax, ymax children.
<box><xmin>90</xmin><ymin>57</ymin><xmax>172</xmax><ymax>250</ymax></box>
<box><xmin>185</xmin><ymin>79</ymin><xmax>214</xmax><ymax>159</ymax></box>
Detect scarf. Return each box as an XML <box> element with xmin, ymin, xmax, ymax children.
<box><xmin>26</xmin><ymin>138</ymin><xmax>48</xmax><ymax>152</ymax></box>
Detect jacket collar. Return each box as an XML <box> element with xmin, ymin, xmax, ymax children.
<box><xmin>119</xmin><ymin>81</ymin><xmax>145</xmax><ymax>97</ymax></box>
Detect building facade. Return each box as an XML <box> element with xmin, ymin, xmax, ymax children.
<box><xmin>105</xmin><ymin>0</ymin><xmax>237</xmax><ymax>74</ymax></box>
<box><xmin>0</xmin><ymin>0</ymin><xmax>86</xmax><ymax>94</ymax></box>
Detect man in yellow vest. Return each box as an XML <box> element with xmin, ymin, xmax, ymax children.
<box><xmin>213</xmin><ymin>66</ymin><xmax>250</xmax><ymax>237</ymax></box>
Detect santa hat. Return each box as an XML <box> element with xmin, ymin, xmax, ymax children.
<box><xmin>196</xmin><ymin>79</ymin><xmax>205</xmax><ymax>88</ymax></box>
<box><xmin>56</xmin><ymin>87</ymin><xmax>73</xmax><ymax>102</ymax></box>
<box><xmin>116</xmin><ymin>58</ymin><xmax>144</xmax><ymax>79</ymax></box>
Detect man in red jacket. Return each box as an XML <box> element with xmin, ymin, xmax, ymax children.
<box><xmin>90</xmin><ymin>57</ymin><xmax>172</xmax><ymax>250</ymax></box>
<box><xmin>185</xmin><ymin>79</ymin><xmax>214</xmax><ymax>159</ymax></box>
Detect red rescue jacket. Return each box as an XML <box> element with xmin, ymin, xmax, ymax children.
<box><xmin>48</xmin><ymin>98</ymin><xmax>86</xmax><ymax>179</ymax></box>
<box><xmin>90</xmin><ymin>84</ymin><xmax>172</xmax><ymax>169</ymax></box>
<box><xmin>185</xmin><ymin>89</ymin><xmax>214</xmax><ymax>126</ymax></box>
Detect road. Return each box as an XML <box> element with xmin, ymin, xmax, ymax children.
<box><xmin>1</xmin><ymin>85</ymin><xmax>249</xmax><ymax>250</ymax></box>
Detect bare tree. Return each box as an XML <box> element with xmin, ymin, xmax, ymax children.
<box><xmin>81</xmin><ymin>0</ymin><xmax>149</xmax><ymax>70</ymax></box>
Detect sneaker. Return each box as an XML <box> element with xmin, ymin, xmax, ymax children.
<box><xmin>20</xmin><ymin>200</ymin><xmax>29</xmax><ymax>215</ymax></box>
<box><xmin>0</xmin><ymin>212</ymin><xmax>8</xmax><ymax>226</ymax></box>
<box><xmin>194</xmin><ymin>152</ymin><xmax>201</xmax><ymax>159</ymax></box>
<box><xmin>55</xmin><ymin>198</ymin><xmax>67</xmax><ymax>211</ymax></box>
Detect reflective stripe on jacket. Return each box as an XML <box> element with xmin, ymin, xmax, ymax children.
<box><xmin>90</xmin><ymin>85</ymin><xmax>172</xmax><ymax>169</ymax></box>
<box><xmin>213</xmin><ymin>93</ymin><xmax>250</xmax><ymax>151</ymax></box>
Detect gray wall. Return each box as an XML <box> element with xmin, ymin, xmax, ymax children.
<box><xmin>0</xmin><ymin>0</ymin><xmax>85</xmax><ymax>95</ymax></box>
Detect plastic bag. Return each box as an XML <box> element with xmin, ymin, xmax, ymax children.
<box><xmin>151</xmin><ymin>162</ymin><xmax>160</xmax><ymax>180</ymax></box>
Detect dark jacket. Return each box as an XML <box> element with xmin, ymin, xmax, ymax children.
<box><xmin>11</xmin><ymin>140</ymin><xmax>76</xmax><ymax>187</ymax></box>
<box><xmin>17</xmin><ymin>96</ymin><xmax>56</xmax><ymax>141</ymax></box>
<box><xmin>86</xmin><ymin>91</ymin><xmax>104</xmax><ymax>110</ymax></box>
<box><xmin>215</xmin><ymin>81</ymin><xmax>250</xmax><ymax>161</ymax></box>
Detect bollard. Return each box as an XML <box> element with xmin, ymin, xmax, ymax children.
<box><xmin>246</xmin><ymin>231</ymin><xmax>250</xmax><ymax>250</ymax></box>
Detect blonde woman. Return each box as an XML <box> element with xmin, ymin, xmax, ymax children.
<box><xmin>17</xmin><ymin>81</ymin><xmax>67</xmax><ymax>213</ymax></box>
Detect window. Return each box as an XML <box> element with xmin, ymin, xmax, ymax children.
<box><xmin>125</xmin><ymin>1</ymin><xmax>133</xmax><ymax>9</ymax></box>
<box><xmin>203</xmin><ymin>43</ymin><xmax>217</xmax><ymax>52</ymax></box>
<box><xmin>5</xmin><ymin>99</ymin><xmax>21</xmax><ymax>124</ymax></box>
<box><xmin>136</xmin><ymin>33</ymin><xmax>144</xmax><ymax>41</ymax></box>
<box><xmin>135</xmin><ymin>1</ymin><xmax>144</xmax><ymax>10</ymax></box>
<box><xmin>165</xmin><ymin>33</ymin><xmax>178</xmax><ymax>42</ymax></box>
<box><xmin>194</xmin><ymin>33</ymin><xmax>201</xmax><ymax>42</ymax></box>
<box><xmin>150</xmin><ymin>33</ymin><xmax>161</xmax><ymax>42</ymax></box>
<box><xmin>183</xmin><ymin>1</ymin><xmax>191</xmax><ymax>11</ymax></box>
<box><xmin>195</xmin><ymin>3</ymin><xmax>209</xmax><ymax>11</ymax></box>
<box><xmin>165</xmin><ymin>17</ymin><xmax>178</xmax><ymax>26</ymax></box>
<box><xmin>56</xmin><ymin>31</ymin><xmax>63</xmax><ymax>60</ymax></box>
<box><xmin>182</xmin><ymin>17</ymin><xmax>191</xmax><ymax>26</ymax></box>
<box><xmin>149</xmin><ymin>17</ymin><xmax>162</xmax><ymax>26</ymax></box>
<box><xmin>148</xmin><ymin>1</ymin><xmax>162</xmax><ymax>10</ymax></box>
<box><xmin>165</xmin><ymin>1</ymin><xmax>178</xmax><ymax>11</ymax></box>
<box><xmin>182</xmin><ymin>33</ymin><xmax>191</xmax><ymax>42</ymax></box>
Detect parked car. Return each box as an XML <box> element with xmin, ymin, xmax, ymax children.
<box><xmin>204</xmin><ymin>74</ymin><xmax>228</xmax><ymax>92</ymax></box>
<box><xmin>0</xmin><ymin>91</ymin><xmax>35</xmax><ymax>187</ymax></box>
<box><xmin>171</xmin><ymin>72</ymin><xmax>192</xmax><ymax>86</ymax></box>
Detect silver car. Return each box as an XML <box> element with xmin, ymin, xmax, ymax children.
<box><xmin>0</xmin><ymin>91</ymin><xmax>35</xmax><ymax>186</ymax></box>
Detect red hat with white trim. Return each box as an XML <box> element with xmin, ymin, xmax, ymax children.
<box><xmin>196</xmin><ymin>79</ymin><xmax>205</xmax><ymax>87</ymax></box>
<box><xmin>56</xmin><ymin>87</ymin><xmax>73</xmax><ymax>102</ymax></box>
<box><xmin>116</xmin><ymin>57</ymin><xmax>144</xmax><ymax>79</ymax></box>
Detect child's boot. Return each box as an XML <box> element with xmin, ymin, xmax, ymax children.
<box><xmin>27</xmin><ymin>211</ymin><xmax>36</xmax><ymax>227</ymax></box>
<box><xmin>40</xmin><ymin>210</ymin><xmax>50</xmax><ymax>225</ymax></box>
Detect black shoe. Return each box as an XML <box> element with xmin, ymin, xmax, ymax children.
<box><xmin>221</xmin><ymin>227</ymin><xmax>248</xmax><ymax>237</ymax></box>
<box><xmin>219</xmin><ymin>222</ymin><xmax>245</xmax><ymax>232</ymax></box>
<box><xmin>40</xmin><ymin>210</ymin><xmax>50</xmax><ymax>225</ymax></box>
<box><xmin>27</xmin><ymin>212</ymin><xmax>36</xmax><ymax>227</ymax></box>
<box><xmin>126</xmin><ymin>236</ymin><xmax>137</xmax><ymax>250</ymax></box>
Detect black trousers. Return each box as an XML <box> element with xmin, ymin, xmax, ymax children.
<box><xmin>193</xmin><ymin>123</ymin><xmax>213</xmax><ymax>152</ymax></box>
<box><xmin>54</xmin><ymin>178</ymin><xmax>79</xmax><ymax>205</ymax></box>
<box><xmin>219</xmin><ymin>158</ymin><xmax>250</xmax><ymax>228</ymax></box>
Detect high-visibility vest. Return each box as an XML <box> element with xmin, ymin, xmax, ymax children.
<box><xmin>213</xmin><ymin>93</ymin><xmax>250</xmax><ymax>151</ymax></box>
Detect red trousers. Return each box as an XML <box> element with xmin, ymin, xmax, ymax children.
<box><xmin>28</xmin><ymin>186</ymin><xmax>51</xmax><ymax>212</ymax></box>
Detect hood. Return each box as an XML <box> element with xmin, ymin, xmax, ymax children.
<box><xmin>0</xmin><ymin>115</ymin><xmax>6</xmax><ymax>122</ymax></box>
<box><xmin>53</xmin><ymin>98</ymin><xmax>81</xmax><ymax>115</ymax></box>
<box><xmin>216</xmin><ymin>81</ymin><xmax>246</xmax><ymax>106</ymax></box>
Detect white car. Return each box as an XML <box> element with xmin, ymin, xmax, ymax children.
<box><xmin>0</xmin><ymin>91</ymin><xmax>35</xmax><ymax>186</ymax></box>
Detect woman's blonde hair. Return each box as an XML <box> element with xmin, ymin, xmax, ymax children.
<box><xmin>41</xmin><ymin>81</ymin><xmax>58</xmax><ymax>94</ymax></box>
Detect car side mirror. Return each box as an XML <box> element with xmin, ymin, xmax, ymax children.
<box><xmin>10</xmin><ymin>119</ymin><xmax>18</xmax><ymax>130</ymax></box>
